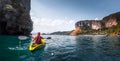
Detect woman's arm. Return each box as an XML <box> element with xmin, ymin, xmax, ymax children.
<box><xmin>32</xmin><ymin>37</ymin><xmax>36</xmax><ymax>41</ymax></box>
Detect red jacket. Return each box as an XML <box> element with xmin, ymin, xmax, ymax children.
<box><xmin>33</xmin><ymin>36</ymin><xmax>43</xmax><ymax>44</ymax></box>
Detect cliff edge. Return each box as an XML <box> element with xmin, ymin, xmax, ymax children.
<box><xmin>0</xmin><ymin>0</ymin><xmax>33</xmax><ymax>35</ymax></box>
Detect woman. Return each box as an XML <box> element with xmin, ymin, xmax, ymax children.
<box><xmin>32</xmin><ymin>32</ymin><xmax>43</xmax><ymax>44</ymax></box>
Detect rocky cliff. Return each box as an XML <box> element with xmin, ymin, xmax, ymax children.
<box><xmin>71</xmin><ymin>11</ymin><xmax>120</xmax><ymax>36</ymax></box>
<box><xmin>70</xmin><ymin>27</ymin><xmax>81</xmax><ymax>36</ymax></box>
<box><xmin>0</xmin><ymin>0</ymin><xmax>33</xmax><ymax>35</ymax></box>
<box><xmin>102</xmin><ymin>12</ymin><xmax>120</xmax><ymax>35</ymax></box>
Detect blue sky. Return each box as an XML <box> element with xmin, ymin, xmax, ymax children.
<box><xmin>31</xmin><ymin>0</ymin><xmax>120</xmax><ymax>33</ymax></box>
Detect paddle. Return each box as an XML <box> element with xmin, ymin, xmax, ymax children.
<box><xmin>18</xmin><ymin>36</ymin><xmax>29</xmax><ymax>40</ymax></box>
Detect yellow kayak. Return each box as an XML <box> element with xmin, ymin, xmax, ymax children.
<box><xmin>29</xmin><ymin>39</ymin><xmax>46</xmax><ymax>52</ymax></box>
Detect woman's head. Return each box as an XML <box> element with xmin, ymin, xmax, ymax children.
<box><xmin>37</xmin><ymin>32</ymin><xmax>40</xmax><ymax>35</ymax></box>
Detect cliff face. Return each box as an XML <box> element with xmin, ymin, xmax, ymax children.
<box><xmin>102</xmin><ymin>12</ymin><xmax>120</xmax><ymax>35</ymax></box>
<box><xmin>70</xmin><ymin>27</ymin><xmax>81</xmax><ymax>36</ymax></box>
<box><xmin>75</xmin><ymin>20</ymin><xmax>102</xmax><ymax>30</ymax></box>
<box><xmin>0</xmin><ymin>0</ymin><xmax>33</xmax><ymax>35</ymax></box>
<box><xmin>103</xmin><ymin>12</ymin><xmax>120</xmax><ymax>22</ymax></box>
<box><xmin>71</xmin><ymin>11</ymin><xmax>120</xmax><ymax>36</ymax></box>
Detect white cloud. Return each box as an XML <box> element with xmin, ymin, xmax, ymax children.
<box><xmin>31</xmin><ymin>16</ymin><xmax>76</xmax><ymax>33</ymax></box>
<box><xmin>95</xmin><ymin>18</ymin><xmax>99</xmax><ymax>20</ymax></box>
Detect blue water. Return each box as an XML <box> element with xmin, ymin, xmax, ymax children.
<box><xmin>0</xmin><ymin>35</ymin><xmax>120</xmax><ymax>61</ymax></box>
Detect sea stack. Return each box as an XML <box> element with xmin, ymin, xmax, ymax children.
<box><xmin>0</xmin><ymin>0</ymin><xmax>33</xmax><ymax>35</ymax></box>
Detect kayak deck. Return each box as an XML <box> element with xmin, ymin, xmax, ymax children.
<box><xmin>29</xmin><ymin>39</ymin><xmax>46</xmax><ymax>52</ymax></box>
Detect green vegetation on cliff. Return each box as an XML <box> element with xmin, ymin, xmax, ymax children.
<box><xmin>102</xmin><ymin>12</ymin><xmax>120</xmax><ymax>36</ymax></box>
<box><xmin>76</xmin><ymin>11</ymin><xmax>120</xmax><ymax>36</ymax></box>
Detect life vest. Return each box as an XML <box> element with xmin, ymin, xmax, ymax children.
<box><xmin>35</xmin><ymin>36</ymin><xmax>42</xmax><ymax>44</ymax></box>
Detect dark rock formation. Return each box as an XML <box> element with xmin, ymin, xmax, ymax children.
<box><xmin>0</xmin><ymin>0</ymin><xmax>33</xmax><ymax>35</ymax></box>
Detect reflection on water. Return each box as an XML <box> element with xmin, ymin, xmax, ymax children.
<box><xmin>0</xmin><ymin>35</ymin><xmax>120</xmax><ymax>61</ymax></box>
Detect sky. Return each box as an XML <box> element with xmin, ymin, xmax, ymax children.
<box><xmin>31</xmin><ymin>0</ymin><xmax>120</xmax><ymax>33</ymax></box>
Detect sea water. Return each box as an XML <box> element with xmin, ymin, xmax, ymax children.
<box><xmin>0</xmin><ymin>35</ymin><xmax>120</xmax><ymax>61</ymax></box>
